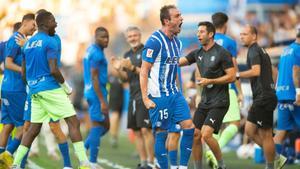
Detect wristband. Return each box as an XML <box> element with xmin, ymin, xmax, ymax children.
<box><xmin>60</xmin><ymin>81</ymin><xmax>73</xmax><ymax>95</ymax></box>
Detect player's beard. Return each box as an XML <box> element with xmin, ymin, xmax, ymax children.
<box><xmin>129</xmin><ymin>41</ymin><xmax>140</xmax><ymax>48</ymax></box>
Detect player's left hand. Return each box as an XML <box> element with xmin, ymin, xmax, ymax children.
<box><xmin>15</xmin><ymin>34</ymin><xmax>27</xmax><ymax>47</ymax></box>
<box><xmin>196</xmin><ymin>77</ymin><xmax>212</xmax><ymax>86</ymax></box>
<box><xmin>294</xmin><ymin>94</ymin><xmax>300</xmax><ymax>106</ymax></box>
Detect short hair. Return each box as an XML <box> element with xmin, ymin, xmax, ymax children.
<box><xmin>36</xmin><ymin>9</ymin><xmax>48</xmax><ymax>15</ymax></box>
<box><xmin>248</xmin><ymin>25</ymin><xmax>258</xmax><ymax>36</ymax></box>
<box><xmin>126</xmin><ymin>26</ymin><xmax>141</xmax><ymax>33</ymax></box>
<box><xmin>95</xmin><ymin>27</ymin><xmax>108</xmax><ymax>35</ymax></box>
<box><xmin>22</xmin><ymin>13</ymin><xmax>35</xmax><ymax>22</ymax></box>
<box><xmin>212</xmin><ymin>12</ymin><xmax>228</xmax><ymax>28</ymax></box>
<box><xmin>13</xmin><ymin>22</ymin><xmax>21</xmax><ymax>32</ymax></box>
<box><xmin>36</xmin><ymin>11</ymin><xmax>53</xmax><ymax>28</ymax></box>
<box><xmin>198</xmin><ymin>21</ymin><xmax>216</xmax><ymax>37</ymax></box>
<box><xmin>160</xmin><ymin>5</ymin><xmax>176</xmax><ymax>26</ymax></box>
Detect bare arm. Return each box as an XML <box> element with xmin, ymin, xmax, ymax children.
<box><xmin>91</xmin><ymin>68</ymin><xmax>108</xmax><ymax>113</ymax></box>
<box><xmin>179</xmin><ymin>57</ymin><xmax>190</xmax><ymax>67</ymax></box>
<box><xmin>49</xmin><ymin>58</ymin><xmax>64</xmax><ymax>83</ymax></box>
<box><xmin>232</xmin><ymin>57</ymin><xmax>243</xmax><ymax>102</ymax></box>
<box><xmin>140</xmin><ymin>61</ymin><xmax>155</xmax><ymax>109</ymax></box>
<box><xmin>272</xmin><ymin>65</ymin><xmax>278</xmax><ymax>84</ymax></box>
<box><xmin>21</xmin><ymin>59</ymin><xmax>26</xmax><ymax>82</ymax></box>
<box><xmin>239</xmin><ymin>65</ymin><xmax>260</xmax><ymax>78</ymax></box>
<box><xmin>5</xmin><ymin>57</ymin><xmax>22</xmax><ymax>73</ymax></box>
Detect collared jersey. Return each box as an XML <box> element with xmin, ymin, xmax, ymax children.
<box><xmin>276</xmin><ymin>42</ymin><xmax>300</xmax><ymax>101</ymax></box>
<box><xmin>83</xmin><ymin>43</ymin><xmax>108</xmax><ymax>98</ymax></box>
<box><xmin>142</xmin><ymin>30</ymin><xmax>182</xmax><ymax>97</ymax></box>
<box><xmin>2</xmin><ymin>32</ymin><xmax>26</xmax><ymax>92</ymax></box>
<box><xmin>23</xmin><ymin>32</ymin><xmax>60</xmax><ymax>94</ymax></box>
<box><xmin>0</xmin><ymin>41</ymin><xmax>6</xmax><ymax>64</ymax></box>
<box><xmin>185</xmin><ymin>43</ymin><xmax>234</xmax><ymax>108</ymax></box>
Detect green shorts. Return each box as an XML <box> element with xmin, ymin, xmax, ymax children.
<box><xmin>223</xmin><ymin>89</ymin><xmax>241</xmax><ymax>123</ymax></box>
<box><xmin>31</xmin><ymin>88</ymin><xmax>76</xmax><ymax>123</ymax></box>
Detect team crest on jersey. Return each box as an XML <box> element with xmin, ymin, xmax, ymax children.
<box><xmin>137</xmin><ymin>54</ymin><xmax>141</xmax><ymax>59</ymax></box>
<box><xmin>210</xmin><ymin>56</ymin><xmax>215</xmax><ymax>62</ymax></box>
<box><xmin>146</xmin><ymin>49</ymin><xmax>154</xmax><ymax>58</ymax></box>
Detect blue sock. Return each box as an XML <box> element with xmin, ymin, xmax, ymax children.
<box><xmin>7</xmin><ymin>138</ymin><xmax>21</xmax><ymax>155</ymax></box>
<box><xmin>84</xmin><ymin>134</ymin><xmax>90</xmax><ymax>150</ymax></box>
<box><xmin>180</xmin><ymin>128</ymin><xmax>194</xmax><ymax>166</ymax></box>
<box><xmin>0</xmin><ymin>147</ymin><xmax>5</xmax><ymax>154</ymax></box>
<box><xmin>58</xmin><ymin>142</ymin><xmax>72</xmax><ymax>167</ymax></box>
<box><xmin>155</xmin><ymin>131</ymin><xmax>168</xmax><ymax>169</ymax></box>
<box><xmin>89</xmin><ymin>126</ymin><xmax>106</xmax><ymax>163</ymax></box>
<box><xmin>169</xmin><ymin>150</ymin><xmax>178</xmax><ymax>167</ymax></box>
<box><xmin>275</xmin><ymin>144</ymin><xmax>283</xmax><ymax>154</ymax></box>
<box><xmin>20</xmin><ymin>151</ymin><xmax>29</xmax><ymax>169</ymax></box>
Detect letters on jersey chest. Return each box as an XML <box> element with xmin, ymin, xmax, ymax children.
<box><xmin>25</xmin><ymin>40</ymin><xmax>42</xmax><ymax>49</ymax></box>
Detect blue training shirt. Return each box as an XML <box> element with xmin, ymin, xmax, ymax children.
<box><xmin>0</xmin><ymin>41</ymin><xmax>6</xmax><ymax>64</ymax></box>
<box><xmin>23</xmin><ymin>32</ymin><xmax>60</xmax><ymax>94</ymax></box>
<box><xmin>1</xmin><ymin>32</ymin><xmax>26</xmax><ymax>92</ymax></box>
<box><xmin>52</xmin><ymin>34</ymin><xmax>62</xmax><ymax>67</ymax></box>
<box><xmin>142</xmin><ymin>30</ymin><xmax>182</xmax><ymax>97</ymax></box>
<box><xmin>214</xmin><ymin>33</ymin><xmax>238</xmax><ymax>91</ymax></box>
<box><xmin>276</xmin><ymin>42</ymin><xmax>300</xmax><ymax>101</ymax></box>
<box><xmin>83</xmin><ymin>43</ymin><xmax>108</xmax><ymax>99</ymax></box>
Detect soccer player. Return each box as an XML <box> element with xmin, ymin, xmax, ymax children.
<box><xmin>238</xmin><ymin>25</ymin><xmax>283</xmax><ymax>169</ymax></box>
<box><xmin>112</xmin><ymin>26</ymin><xmax>154</xmax><ymax>169</ymax></box>
<box><xmin>0</xmin><ymin>13</ymin><xmax>36</xmax><ymax>168</ymax></box>
<box><xmin>83</xmin><ymin>27</ymin><xmax>110</xmax><ymax>169</ymax></box>
<box><xmin>204</xmin><ymin>12</ymin><xmax>243</xmax><ymax>167</ymax></box>
<box><xmin>13</xmin><ymin>9</ymin><xmax>73</xmax><ymax>168</ymax></box>
<box><xmin>140</xmin><ymin>5</ymin><xmax>195</xmax><ymax>169</ymax></box>
<box><xmin>179</xmin><ymin>21</ymin><xmax>236</xmax><ymax>169</ymax></box>
<box><xmin>273</xmin><ymin>26</ymin><xmax>300</xmax><ymax>167</ymax></box>
<box><xmin>11</xmin><ymin>11</ymin><xmax>90</xmax><ymax>169</ymax></box>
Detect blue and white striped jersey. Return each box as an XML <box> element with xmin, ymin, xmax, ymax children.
<box><xmin>142</xmin><ymin>30</ymin><xmax>182</xmax><ymax>97</ymax></box>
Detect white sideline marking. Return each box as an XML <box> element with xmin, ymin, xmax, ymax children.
<box><xmin>27</xmin><ymin>160</ymin><xmax>44</xmax><ymax>169</ymax></box>
<box><xmin>98</xmin><ymin>158</ymin><xmax>131</xmax><ymax>169</ymax></box>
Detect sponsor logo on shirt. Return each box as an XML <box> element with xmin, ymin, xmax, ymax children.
<box><xmin>210</xmin><ymin>56</ymin><xmax>216</xmax><ymax>62</ymax></box>
<box><xmin>146</xmin><ymin>49</ymin><xmax>154</xmax><ymax>58</ymax></box>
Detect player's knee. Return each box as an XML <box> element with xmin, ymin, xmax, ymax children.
<box><xmin>201</xmin><ymin>130</ymin><xmax>213</xmax><ymax>142</ymax></box>
<box><xmin>180</xmin><ymin>119</ymin><xmax>195</xmax><ymax>129</ymax></box>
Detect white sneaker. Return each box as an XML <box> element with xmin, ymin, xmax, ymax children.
<box><xmin>63</xmin><ymin>167</ymin><xmax>73</xmax><ymax>169</ymax></box>
<box><xmin>275</xmin><ymin>154</ymin><xmax>287</xmax><ymax>169</ymax></box>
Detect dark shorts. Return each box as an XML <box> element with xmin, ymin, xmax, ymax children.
<box><xmin>247</xmin><ymin>97</ymin><xmax>277</xmax><ymax>128</ymax></box>
<box><xmin>127</xmin><ymin>99</ymin><xmax>151</xmax><ymax>130</ymax></box>
<box><xmin>109</xmin><ymin>84</ymin><xmax>123</xmax><ymax>113</ymax></box>
<box><xmin>193</xmin><ymin>106</ymin><xmax>229</xmax><ymax>134</ymax></box>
